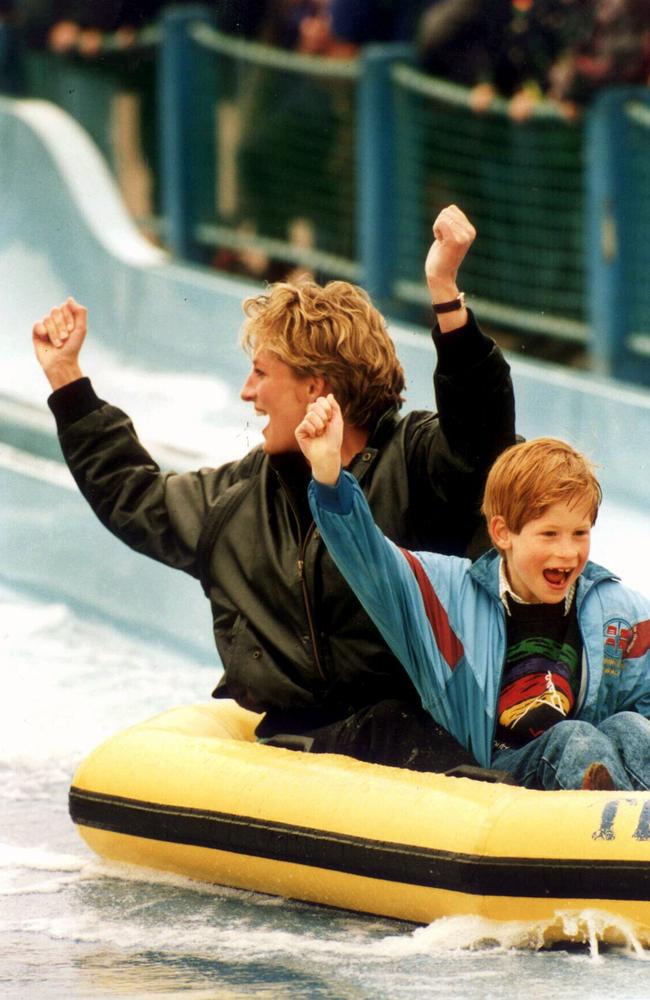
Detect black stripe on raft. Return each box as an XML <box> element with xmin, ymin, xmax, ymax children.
<box><xmin>69</xmin><ymin>786</ymin><xmax>650</xmax><ymax>901</ymax></box>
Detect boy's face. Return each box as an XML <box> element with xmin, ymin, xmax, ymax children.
<box><xmin>491</xmin><ymin>500</ymin><xmax>592</xmax><ymax>604</ymax></box>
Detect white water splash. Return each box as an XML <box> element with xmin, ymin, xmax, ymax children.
<box><xmin>372</xmin><ymin>910</ymin><xmax>648</xmax><ymax>960</ymax></box>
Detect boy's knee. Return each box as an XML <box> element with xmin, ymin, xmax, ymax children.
<box><xmin>545</xmin><ymin>719</ymin><xmax>614</xmax><ymax>767</ymax></box>
<box><xmin>599</xmin><ymin>711</ymin><xmax>650</xmax><ymax>740</ymax></box>
<box><xmin>546</xmin><ymin>719</ymin><xmax>596</xmax><ymax>752</ymax></box>
<box><xmin>539</xmin><ymin>720</ymin><xmax>613</xmax><ymax>790</ymax></box>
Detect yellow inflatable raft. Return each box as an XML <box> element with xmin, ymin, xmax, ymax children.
<box><xmin>69</xmin><ymin>701</ymin><xmax>650</xmax><ymax>947</ymax></box>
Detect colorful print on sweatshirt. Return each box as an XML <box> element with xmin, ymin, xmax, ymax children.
<box><xmin>495</xmin><ymin>596</ymin><xmax>582</xmax><ymax>747</ymax></box>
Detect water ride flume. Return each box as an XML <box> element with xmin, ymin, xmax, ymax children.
<box><xmin>69</xmin><ymin>701</ymin><xmax>650</xmax><ymax>951</ymax></box>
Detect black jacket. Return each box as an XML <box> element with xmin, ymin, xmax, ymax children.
<box><xmin>49</xmin><ymin>313</ymin><xmax>515</xmax><ymax>721</ymax></box>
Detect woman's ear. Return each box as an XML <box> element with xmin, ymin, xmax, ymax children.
<box><xmin>307</xmin><ymin>374</ymin><xmax>328</xmax><ymax>401</ymax></box>
<box><xmin>489</xmin><ymin>515</ymin><xmax>512</xmax><ymax>552</ymax></box>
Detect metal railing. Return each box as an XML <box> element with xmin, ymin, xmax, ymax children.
<box><xmin>4</xmin><ymin>5</ymin><xmax>650</xmax><ymax>386</ymax></box>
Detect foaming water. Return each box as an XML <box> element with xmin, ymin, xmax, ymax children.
<box><xmin>0</xmin><ymin>589</ymin><xmax>208</xmax><ymax>806</ymax></box>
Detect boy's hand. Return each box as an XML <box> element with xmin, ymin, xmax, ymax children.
<box><xmin>32</xmin><ymin>297</ymin><xmax>87</xmax><ymax>390</ymax></box>
<box><xmin>295</xmin><ymin>394</ymin><xmax>343</xmax><ymax>485</ymax></box>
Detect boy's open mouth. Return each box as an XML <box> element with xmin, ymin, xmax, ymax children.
<box><xmin>543</xmin><ymin>568</ymin><xmax>572</xmax><ymax>587</ymax></box>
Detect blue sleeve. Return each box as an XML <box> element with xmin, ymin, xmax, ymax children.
<box><xmin>619</xmin><ymin>596</ymin><xmax>650</xmax><ymax>718</ymax></box>
<box><xmin>309</xmin><ymin>472</ymin><xmax>468</xmax><ymax>740</ymax></box>
<box><xmin>589</xmin><ymin>579</ymin><xmax>650</xmax><ymax>719</ymax></box>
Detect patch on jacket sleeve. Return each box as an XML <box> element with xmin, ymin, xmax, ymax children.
<box><xmin>603</xmin><ymin>617</ymin><xmax>634</xmax><ymax>674</ymax></box>
<box><xmin>624</xmin><ymin>619</ymin><xmax>650</xmax><ymax>660</ymax></box>
<box><xmin>399</xmin><ymin>549</ymin><xmax>464</xmax><ymax>670</ymax></box>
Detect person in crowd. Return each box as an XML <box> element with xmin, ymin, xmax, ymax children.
<box><xmin>416</xmin><ymin>0</ymin><xmax>592</xmax><ymax>121</ymax></box>
<box><xmin>0</xmin><ymin>0</ymin><xmax>19</xmax><ymax>92</ymax></box>
<box><xmin>300</xmin><ymin>410</ymin><xmax>650</xmax><ymax>790</ymax></box>
<box><xmin>546</xmin><ymin>0</ymin><xmax>650</xmax><ymax>120</ymax></box>
<box><xmin>38</xmin><ymin>1</ymin><xmax>169</xmax><ymax>233</ymax></box>
<box><xmin>215</xmin><ymin>0</ymin><xmax>314</xmax><ymax>48</ymax></box>
<box><xmin>3</xmin><ymin>1</ymin><xmax>59</xmax><ymax>51</ymax></box>
<box><xmin>32</xmin><ymin>205</ymin><xmax>515</xmax><ymax>772</ymax></box>
<box><xmin>417</xmin><ymin>0</ymin><xmax>511</xmax><ymax>106</ymax></box>
<box><xmin>45</xmin><ymin>2</ymin><xmax>165</xmax><ymax>56</ymax></box>
<box><xmin>327</xmin><ymin>0</ymin><xmax>427</xmax><ymax>52</ymax></box>
<box><xmin>214</xmin><ymin>1</ymin><xmax>358</xmax><ymax>282</ymax></box>
<box><xmin>215</xmin><ymin>0</ymin><xmax>425</xmax><ymax>54</ymax></box>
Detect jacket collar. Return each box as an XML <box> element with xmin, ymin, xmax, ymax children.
<box><xmin>267</xmin><ymin>407</ymin><xmax>403</xmax><ymax>490</ymax></box>
<box><xmin>469</xmin><ymin>548</ymin><xmax>618</xmax><ymax>603</ymax></box>
<box><xmin>469</xmin><ymin>549</ymin><xmax>501</xmax><ymax>597</ymax></box>
<box><xmin>347</xmin><ymin>406</ymin><xmax>402</xmax><ymax>484</ymax></box>
<box><xmin>367</xmin><ymin>406</ymin><xmax>402</xmax><ymax>448</ymax></box>
<box><xmin>575</xmin><ymin>560</ymin><xmax>620</xmax><ymax>602</ymax></box>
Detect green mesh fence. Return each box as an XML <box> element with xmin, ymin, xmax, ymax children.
<box><xmin>627</xmin><ymin>99</ymin><xmax>650</xmax><ymax>359</ymax></box>
<box><xmin>19</xmin><ymin>28</ymin><xmax>162</xmax><ymax>232</ymax></box>
<box><xmin>12</xmin><ymin>23</ymin><xmax>650</xmax><ymax>366</ymax></box>
<box><xmin>391</xmin><ymin>66</ymin><xmax>587</xmax><ymax>341</ymax></box>
<box><xmin>189</xmin><ymin>25</ymin><xmax>359</xmax><ymax>279</ymax></box>
<box><xmin>22</xmin><ymin>50</ymin><xmax>117</xmax><ymax>164</ymax></box>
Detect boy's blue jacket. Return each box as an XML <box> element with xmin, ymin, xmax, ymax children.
<box><xmin>310</xmin><ymin>473</ymin><xmax>650</xmax><ymax>767</ymax></box>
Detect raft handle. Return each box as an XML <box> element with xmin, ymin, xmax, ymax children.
<box><xmin>444</xmin><ymin>764</ymin><xmax>517</xmax><ymax>785</ymax></box>
<box><xmin>258</xmin><ymin>733</ymin><xmax>316</xmax><ymax>752</ymax></box>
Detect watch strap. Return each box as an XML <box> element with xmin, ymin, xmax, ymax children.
<box><xmin>433</xmin><ymin>292</ymin><xmax>465</xmax><ymax>314</ymax></box>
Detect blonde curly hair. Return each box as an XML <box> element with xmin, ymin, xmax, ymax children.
<box><xmin>241</xmin><ymin>278</ymin><xmax>405</xmax><ymax>429</ymax></box>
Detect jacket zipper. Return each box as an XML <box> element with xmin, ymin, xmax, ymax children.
<box><xmin>574</xmin><ymin>590</ymin><xmax>589</xmax><ymax>715</ymax></box>
<box><xmin>276</xmin><ymin>471</ymin><xmax>327</xmax><ymax>681</ymax></box>
<box><xmin>296</xmin><ymin>523</ymin><xmax>326</xmax><ymax>681</ymax></box>
<box><xmin>489</xmin><ymin>603</ymin><xmax>508</xmax><ymax>762</ymax></box>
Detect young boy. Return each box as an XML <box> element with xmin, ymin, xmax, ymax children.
<box><xmin>296</xmin><ymin>395</ymin><xmax>650</xmax><ymax>790</ymax></box>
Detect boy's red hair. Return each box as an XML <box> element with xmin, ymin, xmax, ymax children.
<box><xmin>482</xmin><ymin>437</ymin><xmax>602</xmax><ymax>536</ymax></box>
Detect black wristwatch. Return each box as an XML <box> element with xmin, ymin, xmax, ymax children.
<box><xmin>433</xmin><ymin>292</ymin><xmax>466</xmax><ymax>314</ymax></box>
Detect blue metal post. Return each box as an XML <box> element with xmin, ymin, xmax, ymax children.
<box><xmin>585</xmin><ymin>89</ymin><xmax>633</xmax><ymax>377</ymax></box>
<box><xmin>159</xmin><ymin>4</ymin><xmax>212</xmax><ymax>260</ymax></box>
<box><xmin>356</xmin><ymin>45</ymin><xmax>413</xmax><ymax>304</ymax></box>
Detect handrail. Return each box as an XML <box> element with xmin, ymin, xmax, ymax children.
<box><xmin>393</xmin><ymin>280</ymin><xmax>588</xmax><ymax>342</ymax></box>
<box><xmin>189</xmin><ymin>22</ymin><xmax>360</xmax><ymax>80</ymax></box>
<box><xmin>195</xmin><ymin>223</ymin><xmax>360</xmax><ymax>281</ymax></box>
<box><xmin>9</xmin><ymin>9</ymin><xmax>648</xmax><ymax>384</ymax></box>
<box><xmin>626</xmin><ymin>99</ymin><xmax>650</xmax><ymax>129</ymax></box>
<box><xmin>391</xmin><ymin>63</ymin><xmax>573</xmax><ymax>122</ymax></box>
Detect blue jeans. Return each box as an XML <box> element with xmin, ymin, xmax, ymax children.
<box><xmin>492</xmin><ymin>712</ymin><xmax>650</xmax><ymax>790</ymax></box>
